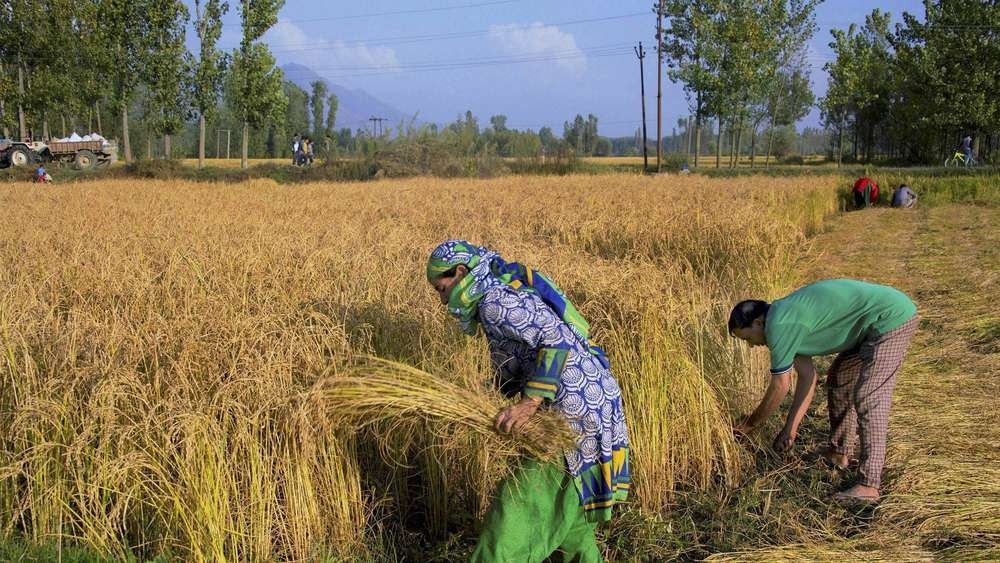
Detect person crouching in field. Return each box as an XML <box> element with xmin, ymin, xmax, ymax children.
<box><xmin>852</xmin><ymin>176</ymin><xmax>879</xmax><ymax>209</ymax></box>
<box><xmin>891</xmin><ymin>184</ymin><xmax>918</xmax><ymax>208</ymax></box>
<box><xmin>728</xmin><ymin>278</ymin><xmax>918</xmax><ymax>504</ymax></box>
<box><xmin>427</xmin><ymin>240</ymin><xmax>630</xmax><ymax>562</ymax></box>
<box><xmin>36</xmin><ymin>165</ymin><xmax>52</xmax><ymax>184</ymax></box>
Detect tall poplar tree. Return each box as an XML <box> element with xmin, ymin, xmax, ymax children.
<box><xmin>102</xmin><ymin>0</ymin><xmax>151</xmax><ymax>163</ymax></box>
<box><xmin>233</xmin><ymin>0</ymin><xmax>287</xmax><ymax>169</ymax></box>
<box><xmin>144</xmin><ymin>0</ymin><xmax>190</xmax><ymax>159</ymax></box>
<box><xmin>193</xmin><ymin>0</ymin><xmax>229</xmax><ymax>167</ymax></box>
<box><xmin>309</xmin><ymin>80</ymin><xmax>327</xmax><ymax>139</ymax></box>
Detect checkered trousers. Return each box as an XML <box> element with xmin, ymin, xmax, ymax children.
<box><xmin>826</xmin><ymin>316</ymin><xmax>918</xmax><ymax>488</ymax></box>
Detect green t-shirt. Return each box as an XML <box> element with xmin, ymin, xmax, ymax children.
<box><xmin>765</xmin><ymin>279</ymin><xmax>917</xmax><ymax>374</ymax></box>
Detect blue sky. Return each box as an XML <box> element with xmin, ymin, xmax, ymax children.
<box><xmin>184</xmin><ymin>0</ymin><xmax>925</xmax><ymax>137</ymax></box>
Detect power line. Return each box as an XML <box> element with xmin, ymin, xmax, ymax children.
<box><xmin>219</xmin><ymin>12</ymin><xmax>649</xmax><ymax>52</ymax></box>
<box><xmin>279</xmin><ymin>43</ymin><xmax>632</xmax><ymax>73</ymax></box>
<box><xmin>283</xmin><ymin>49</ymin><xmax>632</xmax><ymax>80</ymax></box>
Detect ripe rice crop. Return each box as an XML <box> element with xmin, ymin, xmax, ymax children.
<box><xmin>0</xmin><ymin>174</ymin><xmax>842</xmax><ymax>559</ymax></box>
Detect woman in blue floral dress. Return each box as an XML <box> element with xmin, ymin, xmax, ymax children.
<box><xmin>426</xmin><ymin>240</ymin><xmax>630</xmax><ymax>562</ymax></box>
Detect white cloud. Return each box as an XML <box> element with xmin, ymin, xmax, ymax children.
<box><xmin>265</xmin><ymin>20</ymin><xmax>400</xmax><ymax>76</ymax></box>
<box><xmin>488</xmin><ymin>23</ymin><xmax>586</xmax><ymax>75</ymax></box>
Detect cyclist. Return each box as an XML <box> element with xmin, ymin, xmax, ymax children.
<box><xmin>961</xmin><ymin>134</ymin><xmax>973</xmax><ymax>165</ymax></box>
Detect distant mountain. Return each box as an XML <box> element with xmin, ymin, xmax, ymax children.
<box><xmin>280</xmin><ymin>63</ymin><xmax>418</xmax><ymax>133</ymax></box>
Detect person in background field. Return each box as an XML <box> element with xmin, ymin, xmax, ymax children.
<box><xmin>427</xmin><ymin>240</ymin><xmax>630</xmax><ymax>562</ymax></box>
<box><xmin>304</xmin><ymin>137</ymin><xmax>314</xmax><ymax>166</ymax></box>
<box><xmin>852</xmin><ymin>176</ymin><xmax>879</xmax><ymax>209</ymax></box>
<box><xmin>891</xmin><ymin>184</ymin><xmax>917</xmax><ymax>209</ymax></box>
<box><xmin>728</xmin><ymin>278</ymin><xmax>918</xmax><ymax>504</ymax></box>
<box><xmin>36</xmin><ymin>164</ymin><xmax>52</xmax><ymax>184</ymax></box>
<box><xmin>292</xmin><ymin>133</ymin><xmax>301</xmax><ymax>166</ymax></box>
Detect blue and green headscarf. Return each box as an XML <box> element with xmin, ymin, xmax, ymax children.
<box><xmin>427</xmin><ymin>240</ymin><xmax>609</xmax><ymax>367</ymax></box>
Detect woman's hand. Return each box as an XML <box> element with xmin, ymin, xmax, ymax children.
<box><xmin>495</xmin><ymin>396</ymin><xmax>543</xmax><ymax>434</ymax></box>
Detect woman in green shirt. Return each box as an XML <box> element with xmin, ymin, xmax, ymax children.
<box><xmin>728</xmin><ymin>278</ymin><xmax>918</xmax><ymax>504</ymax></box>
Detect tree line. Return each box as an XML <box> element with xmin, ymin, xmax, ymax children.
<box><xmin>661</xmin><ymin>0</ymin><xmax>819</xmax><ymax>168</ymax></box>
<box><xmin>0</xmin><ymin>0</ymin><xmax>620</xmax><ymax>169</ymax></box>
<box><xmin>820</xmin><ymin>2</ymin><xmax>1000</xmax><ymax>164</ymax></box>
<box><xmin>6</xmin><ymin>1</ymin><xmax>991</xmax><ymax>168</ymax></box>
<box><xmin>0</xmin><ymin>0</ymin><xmax>293</xmax><ymax>168</ymax></box>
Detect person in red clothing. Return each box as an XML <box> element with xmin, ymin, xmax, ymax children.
<box><xmin>852</xmin><ymin>177</ymin><xmax>879</xmax><ymax>209</ymax></box>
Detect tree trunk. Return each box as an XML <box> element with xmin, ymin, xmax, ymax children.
<box><xmin>198</xmin><ymin>114</ymin><xmax>206</xmax><ymax>169</ymax></box>
<box><xmin>686</xmin><ymin>115</ymin><xmax>693</xmax><ymax>161</ymax></box>
<box><xmin>734</xmin><ymin>117</ymin><xmax>744</xmax><ymax>168</ymax></box>
<box><xmin>837</xmin><ymin>119</ymin><xmax>844</xmax><ymax>168</ymax></box>
<box><xmin>852</xmin><ymin>119</ymin><xmax>859</xmax><ymax>161</ymax></box>
<box><xmin>750</xmin><ymin>125</ymin><xmax>757</xmax><ymax>168</ymax></box>
<box><xmin>43</xmin><ymin>119</ymin><xmax>50</xmax><ymax>140</ymax></box>
<box><xmin>715</xmin><ymin>117</ymin><xmax>723</xmax><ymax>168</ymax></box>
<box><xmin>729</xmin><ymin>119</ymin><xmax>737</xmax><ymax>169</ymax></box>
<box><xmin>17</xmin><ymin>60</ymin><xmax>27</xmax><ymax>140</ymax></box>
<box><xmin>61</xmin><ymin>114</ymin><xmax>66</xmax><ymax>138</ymax></box>
<box><xmin>694</xmin><ymin>91</ymin><xmax>702</xmax><ymax>167</ymax></box>
<box><xmin>95</xmin><ymin>102</ymin><xmax>102</xmax><ymax>135</ymax></box>
<box><xmin>1</xmin><ymin>99</ymin><xmax>7</xmax><ymax>138</ymax></box>
<box><xmin>241</xmin><ymin>121</ymin><xmax>249</xmax><ymax>169</ymax></box>
<box><xmin>164</xmin><ymin>134</ymin><xmax>172</xmax><ymax>159</ymax></box>
<box><xmin>866</xmin><ymin>122</ymin><xmax>874</xmax><ymax>163</ymax></box>
<box><xmin>765</xmin><ymin>119</ymin><xmax>776</xmax><ymax>168</ymax></box>
<box><xmin>122</xmin><ymin>102</ymin><xmax>133</xmax><ymax>163</ymax></box>
<box><xmin>694</xmin><ymin>116</ymin><xmax>701</xmax><ymax>168</ymax></box>
<box><xmin>147</xmin><ymin>136</ymin><xmax>152</xmax><ymax>160</ymax></box>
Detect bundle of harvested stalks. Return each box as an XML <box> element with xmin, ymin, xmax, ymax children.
<box><xmin>310</xmin><ymin>358</ymin><xmax>576</xmax><ymax>464</ymax></box>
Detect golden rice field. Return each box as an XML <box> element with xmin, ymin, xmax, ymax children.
<box><xmin>1</xmin><ymin>172</ymin><xmax>995</xmax><ymax>561</ymax></box>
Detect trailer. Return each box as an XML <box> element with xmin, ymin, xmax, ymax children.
<box><xmin>0</xmin><ymin>138</ymin><xmax>118</xmax><ymax>170</ymax></box>
<box><xmin>38</xmin><ymin>139</ymin><xmax>118</xmax><ymax>170</ymax></box>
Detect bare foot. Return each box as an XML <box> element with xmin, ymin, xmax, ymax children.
<box><xmin>820</xmin><ymin>446</ymin><xmax>850</xmax><ymax>469</ymax></box>
<box><xmin>832</xmin><ymin>483</ymin><xmax>880</xmax><ymax>504</ymax></box>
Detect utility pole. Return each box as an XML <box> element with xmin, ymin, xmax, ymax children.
<box><xmin>634</xmin><ymin>42</ymin><xmax>649</xmax><ymax>172</ymax></box>
<box><xmin>369</xmin><ymin>116</ymin><xmax>386</xmax><ymax>137</ymax></box>
<box><xmin>686</xmin><ymin>115</ymin><xmax>693</xmax><ymax>161</ymax></box>
<box><xmin>655</xmin><ymin>0</ymin><xmax>664</xmax><ymax>172</ymax></box>
<box><xmin>217</xmin><ymin>129</ymin><xmax>231</xmax><ymax>159</ymax></box>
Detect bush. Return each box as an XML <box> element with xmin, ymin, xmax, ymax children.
<box><xmin>507</xmin><ymin>153</ymin><xmax>581</xmax><ymax>176</ymax></box>
<box><xmin>659</xmin><ymin>153</ymin><xmax>687</xmax><ymax>173</ymax></box>
<box><xmin>125</xmin><ymin>158</ymin><xmax>186</xmax><ymax>179</ymax></box>
<box><xmin>780</xmin><ymin>155</ymin><xmax>805</xmax><ymax>165</ymax></box>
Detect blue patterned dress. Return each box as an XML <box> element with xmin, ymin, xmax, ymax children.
<box><xmin>477</xmin><ymin>284</ymin><xmax>631</xmax><ymax>522</ymax></box>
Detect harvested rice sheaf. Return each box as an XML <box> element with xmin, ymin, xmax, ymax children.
<box><xmin>314</xmin><ymin>358</ymin><xmax>577</xmax><ymax>465</ymax></box>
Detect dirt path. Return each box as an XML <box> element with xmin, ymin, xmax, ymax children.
<box><xmin>801</xmin><ymin>204</ymin><xmax>1000</xmax><ymax>559</ymax></box>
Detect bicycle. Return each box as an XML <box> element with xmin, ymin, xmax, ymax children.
<box><xmin>944</xmin><ymin>151</ymin><xmax>977</xmax><ymax>168</ymax></box>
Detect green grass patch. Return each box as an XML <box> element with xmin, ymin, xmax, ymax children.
<box><xmin>0</xmin><ymin>536</ymin><xmax>162</xmax><ymax>563</ymax></box>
